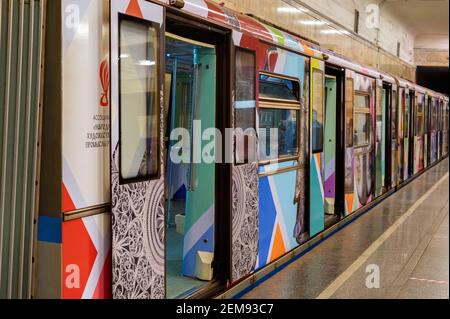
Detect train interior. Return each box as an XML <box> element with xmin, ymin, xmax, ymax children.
<box><xmin>164</xmin><ymin>33</ymin><xmax>217</xmax><ymax>298</ymax></box>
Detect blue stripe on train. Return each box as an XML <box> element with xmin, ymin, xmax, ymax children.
<box><xmin>37</xmin><ymin>216</ymin><xmax>62</xmax><ymax>244</ymax></box>
<box><xmin>258</xmin><ymin>177</ymin><xmax>277</xmax><ymax>269</ymax></box>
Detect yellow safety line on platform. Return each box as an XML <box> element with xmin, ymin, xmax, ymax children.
<box><xmin>316</xmin><ymin>171</ymin><xmax>449</xmax><ymax>299</ymax></box>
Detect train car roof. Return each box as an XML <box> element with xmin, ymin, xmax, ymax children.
<box><xmin>317</xmin><ymin>47</ymin><xmax>388</xmax><ymax>81</ymax></box>
<box><xmin>158</xmin><ymin>0</ymin><xmax>324</xmax><ymax>59</ymax></box>
<box><xmin>306</xmin><ymin>45</ymin><xmax>397</xmax><ymax>85</ymax></box>
<box><xmin>397</xmin><ymin>77</ymin><xmax>415</xmax><ymax>90</ymax></box>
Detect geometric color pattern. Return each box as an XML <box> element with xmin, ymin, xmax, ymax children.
<box><xmin>62</xmin><ymin>214</ymin><xmax>111</xmax><ymax>299</ymax></box>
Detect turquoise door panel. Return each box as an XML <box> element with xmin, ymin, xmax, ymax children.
<box><xmin>183</xmin><ymin>47</ymin><xmax>217</xmax><ymax>277</ymax></box>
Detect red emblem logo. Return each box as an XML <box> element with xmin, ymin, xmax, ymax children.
<box><xmin>100</xmin><ymin>60</ymin><xmax>109</xmax><ymax>107</ymax></box>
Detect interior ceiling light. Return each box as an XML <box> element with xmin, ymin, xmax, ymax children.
<box><xmin>277</xmin><ymin>7</ymin><xmax>309</xmax><ymax>13</ymax></box>
<box><xmin>321</xmin><ymin>29</ymin><xmax>350</xmax><ymax>35</ymax></box>
<box><xmin>299</xmin><ymin>20</ymin><xmax>327</xmax><ymax>25</ymax></box>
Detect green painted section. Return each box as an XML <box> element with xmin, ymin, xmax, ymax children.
<box><xmin>267</xmin><ymin>25</ymin><xmax>285</xmax><ymax>46</ymax></box>
<box><xmin>185</xmin><ymin>47</ymin><xmax>216</xmax><ymax>231</ymax></box>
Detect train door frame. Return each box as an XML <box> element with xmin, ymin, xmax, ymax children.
<box><xmin>438</xmin><ymin>99</ymin><xmax>444</xmax><ymax>159</ymax></box>
<box><xmin>408</xmin><ymin>90</ymin><xmax>415</xmax><ymax>177</ymax></box>
<box><xmin>445</xmin><ymin>101</ymin><xmax>449</xmax><ymax>157</ymax></box>
<box><xmin>426</xmin><ymin>95</ymin><xmax>432</xmax><ymax>166</ymax></box>
<box><xmin>164</xmin><ymin>10</ymin><xmax>233</xmax><ymax>299</ymax></box>
<box><xmin>109</xmin><ymin>1</ymin><xmax>233</xmax><ymax>299</ymax></box>
<box><xmin>383</xmin><ymin>83</ymin><xmax>393</xmax><ymax>191</ymax></box>
<box><xmin>390</xmin><ymin>85</ymin><xmax>399</xmax><ymax>188</ymax></box>
<box><xmin>399</xmin><ymin>87</ymin><xmax>406</xmax><ymax>183</ymax></box>
<box><xmin>324</xmin><ymin>65</ymin><xmax>346</xmax><ymax>226</ymax></box>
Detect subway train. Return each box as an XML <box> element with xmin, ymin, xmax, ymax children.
<box><xmin>34</xmin><ymin>0</ymin><xmax>449</xmax><ymax>299</ymax></box>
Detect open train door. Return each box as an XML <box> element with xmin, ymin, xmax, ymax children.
<box><xmin>110</xmin><ymin>0</ymin><xmax>166</xmax><ymax>299</ymax></box>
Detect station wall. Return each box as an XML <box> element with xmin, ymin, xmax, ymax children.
<box><xmin>213</xmin><ymin>0</ymin><xmax>416</xmax><ymax>81</ymax></box>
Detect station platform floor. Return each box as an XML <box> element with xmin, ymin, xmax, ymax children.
<box><xmin>242</xmin><ymin>158</ymin><xmax>449</xmax><ymax>299</ymax></box>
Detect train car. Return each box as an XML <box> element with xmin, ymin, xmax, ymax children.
<box><xmin>34</xmin><ymin>0</ymin><xmax>449</xmax><ymax>299</ymax></box>
<box><xmin>443</xmin><ymin>96</ymin><xmax>449</xmax><ymax>157</ymax></box>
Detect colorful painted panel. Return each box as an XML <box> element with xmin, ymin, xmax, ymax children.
<box><xmin>344</xmin><ymin>147</ymin><xmax>355</xmax><ymax>215</ymax></box>
<box><xmin>375</xmin><ymin>83</ymin><xmax>383</xmax><ymax>197</ymax></box>
<box><xmin>62</xmin><ymin>214</ymin><xmax>111</xmax><ymax>299</ymax></box>
<box><xmin>310</xmin><ymin>153</ymin><xmax>325</xmax><ymax>234</ymax></box>
<box><xmin>391</xmin><ymin>140</ymin><xmax>398</xmax><ymax>188</ymax></box>
<box><xmin>255</xmin><ymin>43</ymin><xmax>309</xmax><ymax>265</ymax></box>
<box><xmin>344</xmin><ymin>71</ymin><xmax>376</xmax><ymax>214</ymax></box>
<box><xmin>414</xmin><ymin>137</ymin><xmax>423</xmax><ymax>174</ymax></box>
<box><xmin>391</xmin><ymin>87</ymin><xmax>398</xmax><ymax>188</ymax></box>
<box><xmin>404</xmin><ymin>138</ymin><xmax>409</xmax><ymax>180</ymax></box>
<box><xmin>258</xmin><ymin>162</ymin><xmax>299</xmax><ymax>269</ymax></box>
<box><xmin>310</xmin><ymin>58</ymin><xmax>325</xmax><ymax>236</ymax></box>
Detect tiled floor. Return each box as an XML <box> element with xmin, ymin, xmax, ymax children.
<box><xmin>242</xmin><ymin>158</ymin><xmax>449</xmax><ymax>299</ymax></box>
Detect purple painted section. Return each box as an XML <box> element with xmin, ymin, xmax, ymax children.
<box><xmin>324</xmin><ymin>173</ymin><xmax>336</xmax><ymax>199</ymax></box>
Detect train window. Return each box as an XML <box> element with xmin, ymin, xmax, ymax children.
<box><xmin>399</xmin><ymin>89</ymin><xmax>405</xmax><ymax>139</ymax></box>
<box><xmin>416</xmin><ymin>96</ymin><xmax>425</xmax><ymax>136</ymax></box>
<box><xmin>258</xmin><ymin>72</ymin><xmax>300</xmax><ymax>162</ymax></box>
<box><xmin>392</xmin><ymin>90</ymin><xmax>397</xmax><ymax>138</ymax></box>
<box><xmin>236</xmin><ymin>49</ymin><xmax>256</xmax><ymax>105</ymax></box>
<box><xmin>404</xmin><ymin>94</ymin><xmax>410</xmax><ymax>138</ymax></box>
<box><xmin>259</xmin><ymin>109</ymin><xmax>299</xmax><ymax>161</ymax></box>
<box><xmin>432</xmin><ymin>98</ymin><xmax>437</xmax><ymax>131</ymax></box>
<box><xmin>424</xmin><ymin>97</ymin><xmax>428</xmax><ymax>134</ymax></box>
<box><xmin>119</xmin><ymin>17</ymin><xmax>159</xmax><ymax>182</ymax></box>
<box><xmin>445</xmin><ymin>105</ymin><xmax>449</xmax><ymax>131</ymax></box>
<box><xmin>235</xmin><ymin>48</ymin><xmax>257</xmax><ymax>164</ymax></box>
<box><xmin>354</xmin><ymin>93</ymin><xmax>371</xmax><ymax>147</ymax></box>
<box><xmin>312</xmin><ymin>69</ymin><xmax>324</xmax><ymax>153</ymax></box>
<box><xmin>259</xmin><ymin>73</ymin><xmax>300</xmax><ymax>102</ymax></box>
<box><xmin>345</xmin><ymin>78</ymin><xmax>354</xmax><ymax>147</ymax></box>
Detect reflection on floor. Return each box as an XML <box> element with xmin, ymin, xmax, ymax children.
<box><xmin>242</xmin><ymin>158</ymin><xmax>449</xmax><ymax>299</ymax></box>
<box><xmin>166</xmin><ymin>228</ymin><xmax>204</xmax><ymax>298</ymax></box>
<box><xmin>166</xmin><ymin>200</ymin><xmax>205</xmax><ymax>299</ymax></box>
